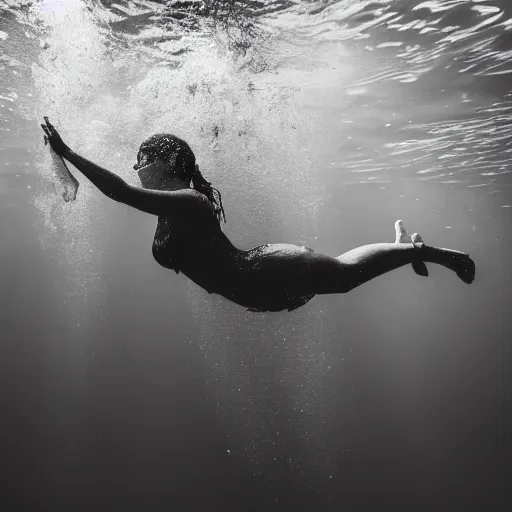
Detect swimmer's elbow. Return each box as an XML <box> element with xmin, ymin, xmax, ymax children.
<box><xmin>104</xmin><ymin>179</ymin><xmax>130</xmax><ymax>203</ymax></box>
<box><xmin>107</xmin><ymin>188</ymin><xmax>124</xmax><ymax>202</ymax></box>
<box><xmin>113</xmin><ymin>184</ymin><xmax>171</xmax><ymax>216</ymax></box>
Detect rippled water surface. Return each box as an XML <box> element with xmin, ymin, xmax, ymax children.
<box><xmin>1</xmin><ymin>1</ymin><xmax>510</xmax><ymax>511</ymax></box>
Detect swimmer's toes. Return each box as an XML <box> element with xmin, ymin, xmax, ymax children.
<box><xmin>456</xmin><ymin>254</ymin><xmax>476</xmax><ymax>284</ymax></box>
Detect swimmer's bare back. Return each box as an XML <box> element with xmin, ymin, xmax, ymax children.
<box><xmin>41</xmin><ymin>118</ymin><xmax>475</xmax><ymax>313</ymax></box>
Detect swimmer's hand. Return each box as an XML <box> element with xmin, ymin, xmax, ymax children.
<box><xmin>41</xmin><ymin>117</ymin><xmax>70</xmax><ymax>157</ymax></box>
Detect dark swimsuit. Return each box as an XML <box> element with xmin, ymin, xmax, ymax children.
<box><xmin>152</xmin><ymin>217</ymin><xmax>315</xmax><ymax>312</ymax></box>
<box><xmin>152</xmin><ymin>217</ymin><xmax>183</xmax><ymax>274</ymax></box>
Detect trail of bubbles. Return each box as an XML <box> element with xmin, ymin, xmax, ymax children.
<box><xmin>31</xmin><ymin>0</ymin><xmax>116</xmax><ymax>333</ymax></box>
<box><xmin>27</xmin><ymin>0</ymin><xmax>332</xmax><ymax>472</ymax></box>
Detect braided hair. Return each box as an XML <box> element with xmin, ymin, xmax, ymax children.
<box><xmin>138</xmin><ymin>133</ymin><xmax>226</xmax><ymax>223</ymax></box>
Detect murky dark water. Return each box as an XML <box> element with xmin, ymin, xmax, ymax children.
<box><xmin>1</xmin><ymin>1</ymin><xmax>510</xmax><ymax>510</ymax></box>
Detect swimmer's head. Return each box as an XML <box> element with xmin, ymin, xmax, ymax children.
<box><xmin>134</xmin><ymin>133</ymin><xmax>226</xmax><ymax>223</ymax></box>
<box><xmin>134</xmin><ymin>133</ymin><xmax>196</xmax><ymax>188</ymax></box>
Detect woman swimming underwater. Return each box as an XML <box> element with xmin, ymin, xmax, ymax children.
<box><xmin>41</xmin><ymin>117</ymin><xmax>475</xmax><ymax>312</ymax></box>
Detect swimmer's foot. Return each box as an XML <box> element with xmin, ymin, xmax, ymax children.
<box><xmin>395</xmin><ymin>219</ymin><xmax>475</xmax><ymax>283</ymax></box>
<box><xmin>440</xmin><ymin>248</ymin><xmax>476</xmax><ymax>284</ymax></box>
<box><xmin>395</xmin><ymin>220</ymin><xmax>424</xmax><ymax>247</ymax></box>
<box><xmin>394</xmin><ymin>220</ymin><xmax>429</xmax><ymax>276</ymax></box>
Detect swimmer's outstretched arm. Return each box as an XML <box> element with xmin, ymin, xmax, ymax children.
<box><xmin>41</xmin><ymin>117</ymin><xmax>200</xmax><ymax>217</ymax></box>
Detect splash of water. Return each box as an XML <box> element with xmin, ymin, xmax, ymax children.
<box><xmin>26</xmin><ymin>0</ymin><xmax>336</xmax><ymax>473</ymax></box>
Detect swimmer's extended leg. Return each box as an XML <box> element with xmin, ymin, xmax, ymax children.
<box><xmin>325</xmin><ymin>220</ymin><xmax>475</xmax><ymax>293</ymax></box>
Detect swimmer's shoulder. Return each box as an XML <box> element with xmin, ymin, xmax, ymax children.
<box><xmin>169</xmin><ymin>188</ymin><xmax>222</xmax><ymax>228</ymax></box>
